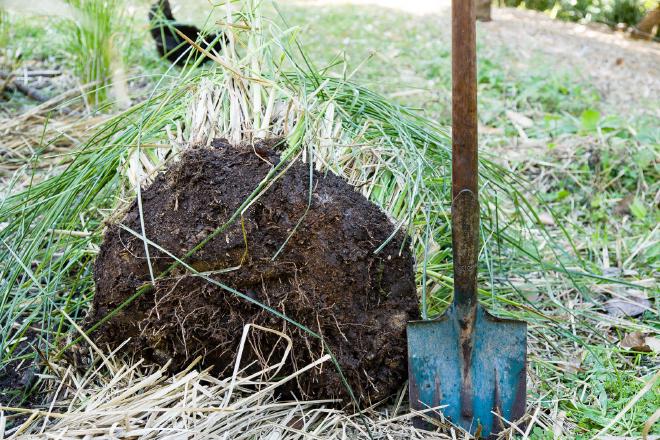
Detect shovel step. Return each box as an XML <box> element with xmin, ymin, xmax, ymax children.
<box><xmin>407</xmin><ymin>304</ymin><xmax>526</xmax><ymax>438</ymax></box>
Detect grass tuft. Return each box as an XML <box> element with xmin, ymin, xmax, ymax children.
<box><xmin>0</xmin><ymin>7</ymin><xmax>9</xmax><ymax>52</ymax></box>
<box><xmin>63</xmin><ymin>0</ymin><xmax>129</xmax><ymax>107</ymax></box>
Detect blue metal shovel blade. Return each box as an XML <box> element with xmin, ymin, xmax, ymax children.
<box><xmin>408</xmin><ymin>304</ymin><xmax>526</xmax><ymax>439</ymax></box>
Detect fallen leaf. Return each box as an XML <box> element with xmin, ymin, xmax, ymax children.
<box><xmin>557</xmin><ymin>351</ymin><xmax>584</xmax><ymax>373</ymax></box>
<box><xmin>620</xmin><ymin>333</ymin><xmax>660</xmax><ymax>353</ymax></box>
<box><xmin>506</xmin><ymin>110</ymin><xmax>533</xmax><ymax>128</ymax></box>
<box><xmin>605</xmin><ymin>291</ymin><xmax>651</xmax><ymax>318</ymax></box>
<box><xmin>620</xmin><ymin>332</ymin><xmax>651</xmax><ymax>351</ymax></box>
<box><xmin>646</xmin><ymin>337</ymin><xmax>660</xmax><ymax>353</ymax></box>
<box><xmin>613</xmin><ymin>194</ymin><xmax>634</xmax><ymax>216</ymax></box>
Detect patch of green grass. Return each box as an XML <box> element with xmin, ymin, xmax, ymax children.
<box><xmin>0</xmin><ymin>7</ymin><xmax>9</xmax><ymax>51</ymax></box>
<box><xmin>499</xmin><ymin>107</ymin><xmax>659</xmax><ymax>273</ymax></box>
<box><xmin>0</xmin><ymin>11</ymin><xmax>54</xmax><ymax>62</ymax></box>
<box><xmin>533</xmin><ymin>341</ymin><xmax>659</xmax><ymax>437</ymax></box>
<box><xmin>62</xmin><ymin>0</ymin><xmax>129</xmax><ymax>107</ymax></box>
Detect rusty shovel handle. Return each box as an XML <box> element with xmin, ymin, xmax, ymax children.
<box><xmin>451</xmin><ymin>0</ymin><xmax>480</xmax><ymax>419</ymax></box>
<box><xmin>451</xmin><ymin>0</ymin><xmax>479</xmax><ymax>310</ymax></box>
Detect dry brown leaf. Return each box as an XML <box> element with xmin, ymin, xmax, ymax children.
<box><xmin>557</xmin><ymin>350</ymin><xmax>584</xmax><ymax>373</ymax></box>
<box><xmin>605</xmin><ymin>291</ymin><xmax>651</xmax><ymax>317</ymax></box>
<box><xmin>646</xmin><ymin>337</ymin><xmax>660</xmax><ymax>353</ymax></box>
<box><xmin>621</xmin><ymin>332</ymin><xmax>650</xmax><ymax>351</ymax></box>
<box><xmin>613</xmin><ymin>194</ymin><xmax>634</xmax><ymax>216</ymax></box>
<box><xmin>620</xmin><ymin>332</ymin><xmax>660</xmax><ymax>352</ymax></box>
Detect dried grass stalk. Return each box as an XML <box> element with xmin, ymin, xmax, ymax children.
<box><xmin>4</xmin><ymin>325</ymin><xmax>460</xmax><ymax>439</ymax></box>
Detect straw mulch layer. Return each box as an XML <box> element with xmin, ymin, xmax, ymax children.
<box><xmin>5</xmin><ymin>339</ymin><xmax>457</xmax><ymax>439</ymax></box>
<box><xmin>91</xmin><ymin>139</ymin><xmax>418</xmax><ymax>405</ymax></box>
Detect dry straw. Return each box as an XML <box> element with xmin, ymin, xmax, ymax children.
<box><xmin>3</xmin><ymin>325</ymin><xmax>462</xmax><ymax>439</ymax></box>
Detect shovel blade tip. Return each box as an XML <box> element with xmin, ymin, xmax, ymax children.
<box><xmin>407</xmin><ymin>305</ymin><xmax>527</xmax><ymax>438</ymax></box>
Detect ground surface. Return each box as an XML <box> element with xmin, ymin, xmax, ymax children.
<box><xmin>486</xmin><ymin>8</ymin><xmax>659</xmax><ymax>114</ymax></box>
<box><xmin>1</xmin><ymin>1</ymin><xmax>658</xmax><ymax>438</ymax></box>
<box><xmin>284</xmin><ymin>0</ymin><xmax>659</xmax><ymax>114</ymax></box>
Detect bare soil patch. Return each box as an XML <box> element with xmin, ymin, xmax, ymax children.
<box><xmin>91</xmin><ymin>140</ymin><xmax>418</xmax><ymax>405</ymax></box>
<box><xmin>483</xmin><ymin>8</ymin><xmax>660</xmax><ymax>114</ymax></box>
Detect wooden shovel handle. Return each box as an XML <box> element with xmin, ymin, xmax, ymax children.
<box><xmin>452</xmin><ymin>0</ymin><xmax>479</xmax><ymax>419</ymax></box>
<box><xmin>452</xmin><ymin>0</ymin><xmax>479</xmax><ymax>308</ymax></box>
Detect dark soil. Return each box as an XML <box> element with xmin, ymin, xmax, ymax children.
<box><xmin>91</xmin><ymin>139</ymin><xmax>418</xmax><ymax>405</ymax></box>
<box><xmin>0</xmin><ymin>358</ymin><xmax>38</xmax><ymax>404</ymax></box>
<box><xmin>0</xmin><ymin>331</ymin><xmax>41</xmax><ymax>429</ymax></box>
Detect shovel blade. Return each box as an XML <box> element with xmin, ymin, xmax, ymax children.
<box><xmin>408</xmin><ymin>304</ymin><xmax>526</xmax><ymax>439</ymax></box>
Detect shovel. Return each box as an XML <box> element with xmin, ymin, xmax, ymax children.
<box><xmin>406</xmin><ymin>0</ymin><xmax>527</xmax><ymax>438</ymax></box>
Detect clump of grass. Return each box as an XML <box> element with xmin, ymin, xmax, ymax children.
<box><xmin>63</xmin><ymin>0</ymin><xmax>127</xmax><ymax>107</ymax></box>
<box><xmin>0</xmin><ymin>8</ymin><xmax>9</xmax><ymax>52</ymax></box>
<box><xmin>0</xmin><ymin>7</ymin><xmax>21</xmax><ymax>68</ymax></box>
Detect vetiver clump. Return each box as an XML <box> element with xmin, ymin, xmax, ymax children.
<box><xmin>91</xmin><ymin>139</ymin><xmax>418</xmax><ymax>404</ymax></box>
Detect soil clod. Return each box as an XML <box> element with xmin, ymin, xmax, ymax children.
<box><xmin>91</xmin><ymin>139</ymin><xmax>418</xmax><ymax>405</ymax></box>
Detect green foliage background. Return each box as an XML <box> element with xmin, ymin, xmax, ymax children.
<box><xmin>500</xmin><ymin>0</ymin><xmax>658</xmax><ymax>34</ymax></box>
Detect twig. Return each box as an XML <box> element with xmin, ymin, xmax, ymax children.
<box><xmin>18</xmin><ymin>69</ymin><xmax>63</xmax><ymax>78</ymax></box>
<box><xmin>0</xmin><ymin>70</ymin><xmax>49</xmax><ymax>103</ymax></box>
